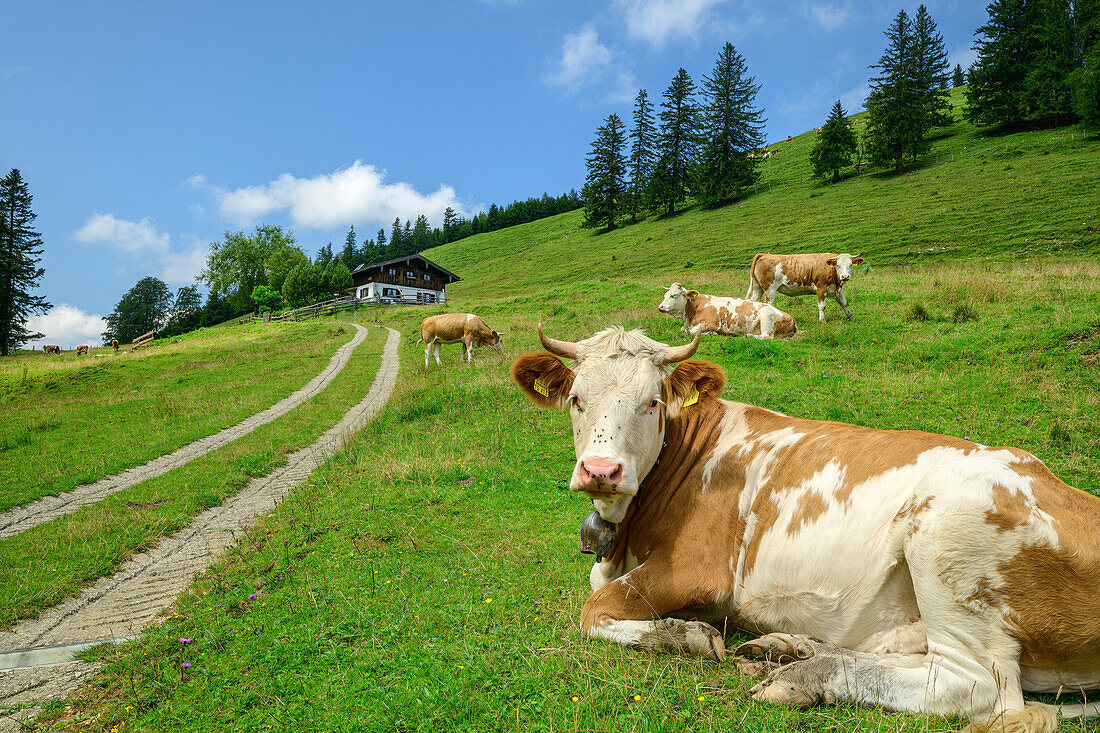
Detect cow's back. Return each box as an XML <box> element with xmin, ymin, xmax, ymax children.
<box><xmin>422</xmin><ymin>313</ymin><xmax>473</xmax><ymax>344</ymax></box>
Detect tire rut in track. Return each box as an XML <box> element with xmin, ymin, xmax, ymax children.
<box><xmin>0</xmin><ymin>327</ymin><xmax>400</xmax><ymax>729</ymax></box>
<box><xmin>0</xmin><ymin>324</ymin><xmax>370</xmax><ymax>540</ymax></box>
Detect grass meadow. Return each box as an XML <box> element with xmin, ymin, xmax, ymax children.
<box><xmin>0</xmin><ymin>327</ymin><xmax>387</xmax><ymax>629</ymax></box>
<box><xmin>44</xmin><ymin>256</ymin><xmax>1099</xmax><ymax>731</ymax></box>
<box><xmin>0</xmin><ymin>322</ymin><xmax>355</xmax><ymax>513</ymax></box>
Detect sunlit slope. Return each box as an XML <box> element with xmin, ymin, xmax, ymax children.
<box><xmin>427</xmin><ymin>90</ymin><xmax>1098</xmax><ymax>301</ymax></box>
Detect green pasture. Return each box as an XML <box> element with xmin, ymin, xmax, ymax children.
<box><xmin>428</xmin><ymin>90</ymin><xmax>1099</xmax><ymax>303</ymax></box>
<box><xmin>0</xmin><ymin>322</ymin><xmax>355</xmax><ymax>513</ymax></box>
<box><xmin>46</xmin><ymin>257</ymin><xmax>1099</xmax><ymax>731</ymax></box>
<box><xmin>0</xmin><ymin>326</ymin><xmax>387</xmax><ymax>629</ymax></box>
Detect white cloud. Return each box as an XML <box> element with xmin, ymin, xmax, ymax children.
<box><xmin>950</xmin><ymin>45</ymin><xmax>978</xmax><ymax>73</ymax></box>
<box><xmin>840</xmin><ymin>82</ymin><xmax>870</xmax><ymax>113</ymax></box>
<box><xmin>615</xmin><ymin>0</ymin><xmax>725</xmax><ymax>49</ymax></box>
<box><xmin>0</xmin><ymin>66</ymin><xmax>30</xmax><ymax>79</ymax></box>
<box><xmin>72</xmin><ymin>214</ymin><xmax>205</xmax><ymax>286</ymax></box>
<box><xmin>544</xmin><ymin>25</ymin><xmax>636</xmax><ymax>104</ymax></box>
<box><xmin>194</xmin><ymin>161</ymin><xmax>469</xmax><ymax>230</ymax></box>
<box><xmin>74</xmin><ymin>213</ymin><xmax>170</xmax><ymax>255</ymax></box>
<box><xmin>802</xmin><ymin>2</ymin><xmax>852</xmax><ymax>32</ymax></box>
<box><xmin>25</xmin><ymin>304</ymin><xmax>107</xmax><ymax>350</ymax></box>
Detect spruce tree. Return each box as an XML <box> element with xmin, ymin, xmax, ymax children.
<box><xmin>389</xmin><ymin>217</ymin><xmax>402</xmax><ymax>256</ymax></box>
<box><xmin>626</xmin><ymin>89</ymin><xmax>656</xmax><ymax>224</ymax></box>
<box><xmin>581</xmin><ymin>113</ymin><xmax>628</xmax><ymax>231</ymax></box>
<box><xmin>0</xmin><ymin>169</ymin><xmax>50</xmax><ymax>355</ymax></box>
<box><xmin>696</xmin><ymin>42</ymin><xmax>767</xmax><ymax>205</ymax></box>
<box><xmin>443</xmin><ymin>207</ymin><xmax>458</xmax><ymax>242</ymax></box>
<box><xmin>865</xmin><ymin>10</ymin><xmax>925</xmax><ymax>173</ymax></box>
<box><xmin>913</xmin><ymin>5</ymin><xmax>953</xmax><ymax>129</ymax></box>
<box><xmin>341</xmin><ymin>226</ymin><xmax>357</xmax><ymax>267</ymax></box>
<box><xmin>953</xmin><ymin>64</ymin><xmax>965</xmax><ymax>87</ymax></box>
<box><xmin>651</xmin><ymin>68</ymin><xmax>699</xmax><ymax>217</ymax></box>
<box><xmin>810</xmin><ymin>101</ymin><xmax>858</xmax><ymax>183</ymax></box>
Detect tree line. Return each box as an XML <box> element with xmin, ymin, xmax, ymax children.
<box><xmin>0</xmin><ymin>169</ymin><xmax>49</xmax><ymax>355</ymax></box>
<box><xmin>582</xmin><ymin>41</ymin><xmax>767</xmax><ymax>231</ymax></box>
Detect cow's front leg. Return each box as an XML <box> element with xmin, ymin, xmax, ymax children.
<box><xmin>580</xmin><ymin>562</ymin><xmax>726</xmax><ymax>662</ymax></box>
<box><xmin>815</xmin><ymin>288</ymin><xmax>827</xmax><ymax>321</ymax></box>
<box><xmin>836</xmin><ymin>288</ymin><xmax>854</xmax><ymax>319</ymax></box>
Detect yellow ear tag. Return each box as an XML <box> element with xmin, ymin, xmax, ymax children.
<box><xmin>533</xmin><ymin>377</ymin><xmax>550</xmax><ymax>397</ymax></box>
<box><xmin>683</xmin><ymin>386</ymin><xmax>699</xmax><ymax>408</ymax></box>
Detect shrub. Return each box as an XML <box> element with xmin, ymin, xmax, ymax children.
<box><xmin>907</xmin><ymin>302</ymin><xmax>932</xmax><ymax>322</ymax></box>
<box><xmin>952</xmin><ymin>303</ymin><xmax>980</xmax><ymax>323</ymax></box>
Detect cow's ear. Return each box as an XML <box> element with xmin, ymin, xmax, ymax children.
<box><xmin>512</xmin><ymin>353</ymin><xmax>575</xmax><ymax>409</ymax></box>
<box><xmin>852</xmin><ymin>256</ymin><xmax>864</xmax><ymax>265</ymax></box>
<box><xmin>663</xmin><ymin>360</ymin><xmax>726</xmax><ymax>415</ymax></box>
<box><xmin>685</xmin><ymin>289</ymin><xmax>699</xmax><ymax>299</ymax></box>
<box><xmin>826</xmin><ymin>257</ymin><xmax>838</xmax><ymax>268</ymax></box>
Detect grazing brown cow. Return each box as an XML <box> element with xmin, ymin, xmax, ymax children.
<box><xmin>111</xmin><ymin>339</ymin><xmax>119</xmax><ymax>352</ymax></box>
<box><xmin>658</xmin><ymin>283</ymin><xmax>797</xmax><ymax>339</ymax></box>
<box><xmin>43</xmin><ymin>344</ymin><xmax>61</xmax><ymax>355</ymax></box>
<box><xmin>513</xmin><ymin>325</ymin><xmax>1100</xmax><ymax>732</ymax></box>
<box><xmin>746</xmin><ymin>252</ymin><xmax>864</xmax><ymax>321</ymax></box>
<box><xmin>418</xmin><ymin>313</ymin><xmax>504</xmax><ymax>368</ymax></box>
<box><xmin>76</xmin><ymin>345</ymin><xmax>89</xmax><ymax>355</ymax></box>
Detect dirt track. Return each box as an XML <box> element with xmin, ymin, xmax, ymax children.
<box><xmin>0</xmin><ymin>324</ymin><xmax>370</xmax><ymax>540</ymax></box>
<box><xmin>0</xmin><ymin>326</ymin><xmax>400</xmax><ymax>730</ymax></box>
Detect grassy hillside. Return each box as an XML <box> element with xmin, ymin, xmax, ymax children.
<box><xmin>0</xmin><ymin>322</ymin><xmax>353</xmax><ymax>512</ymax></box>
<box><xmin>426</xmin><ymin>89</ymin><xmax>1098</xmax><ymax>303</ymax></box>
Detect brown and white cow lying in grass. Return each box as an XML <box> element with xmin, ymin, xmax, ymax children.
<box><xmin>747</xmin><ymin>252</ymin><xmax>864</xmax><ymax>321</ymax></box>
<box><xmin>658</xmin><ymin>283</ymin><xmax>797</xmax><ymax>339</ymax></box>
<box><xmin>418</xmin><ymin>313</ymin><xmax>504</xmax><ymax>368</ymax></box>
<box><xmin>513</xmin><ymin>326</ymin><xmax>1100</xmax><ymax>732</ymax></box>
<box><xmin>76</xmin><ymin>345</ymin><xmax>89</xmax><ymax>355</ymax></box>
<box><xmin>42</xmin><ymin>344</ymin><xmax>61</xmax><ymax>355</ymax></box>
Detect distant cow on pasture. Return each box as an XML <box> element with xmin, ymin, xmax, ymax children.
<box><xmin>111</xmin><ymin>339</ymin><xmax>119</xmax><ymax>352</ymax></box>
<box><xmin>746</xmin><ymin>252</ymin><xmax>864</xmax><ymax>322</ymax></box>
<box><xmin>658</xmin><ymin>283</ymin><xmax>797</xmax><ymax>339</ymax></box>
<box><xmin>43</xmin><ymin>344</ymin><xmax>61</xmax><ymax>355</ymax></box>
<box><xmin>76</xmin><ymin>345</ymin><xmax>89</xmax><ymax>355</ymax></box>
<box><xmin>512</xmin><ymin>325</ymin><xmax>1100</xmax><ymax>733</ymax></box>
<box><xmin>418</xmin><ymin>313</ymin><xmax>504</xmax><ymax>368</ymax></box>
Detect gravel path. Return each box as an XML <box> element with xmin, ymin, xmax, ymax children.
<box><xmin>0</xmin><ymin>326</ymin><xmax>400</xmax><ymax>729</ymax></box>
<box><xmin>0</xmin><ymin>324</ymin><xmax>370</xmax><ymax>540</ymax></box>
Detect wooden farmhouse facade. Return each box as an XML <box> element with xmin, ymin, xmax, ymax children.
<box><xmin>351</xmin><ymin>254</ymin><xmax>460</xmax><ymax>304</ymax></box>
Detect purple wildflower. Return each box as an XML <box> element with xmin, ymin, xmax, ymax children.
<box><xmin>180</xmin><ymin>662</ymin><xmax>192</xmax><ymax>669</ymax></box>
<box><xmin>179</xmin><ymin>637</ymin><xmax>192</xmax><ymax>645</ymax></box>
<box><xmin>248</xmin><ymin>593</ymin><xmax>256</xmax><ymax>599</ymax></box>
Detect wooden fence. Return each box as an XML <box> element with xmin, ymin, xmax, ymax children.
<box><xmin>131</xmin><ymin>330</ymin><xmax>155</xmax><ymax>349</ymax></box>
<box><xmin>238</xmin><ymin>294</ymin><xmax>452</xmax><ymax>325</ymax></box>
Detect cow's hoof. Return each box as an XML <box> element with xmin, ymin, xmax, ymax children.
<box><xmin>687</xmin><ymin>621</ymin><xmax>727</xmax><ymax>663</ymax></box>
<box><xmin>733</xmin><ymin>633</ymin><xmax>820</xmax><ymax>666</ymax></box>
<box><xmin>748</xmin><ymin>655</ymin><xmax>841</xmax><ymax>710</ymax></box>
<box><xmin>750</xmin><ymin>675</ymin><xmax>822</xmax><ymax>709</ymax></box>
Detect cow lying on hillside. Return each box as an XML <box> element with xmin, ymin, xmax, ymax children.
<box><xmin>76</xmin><ymin>345</ymin><xmax>88</xmax><ymax>355</ymax></box>
<box><xmin>43</xmin><ymin>344</ymin><xmax>61</xmax><ymax>355</ymax></box>
<box><xmin>418</xmin><ymin>313</ymin><xmax>504</xmax><ymax>368</ymax></box>
<box><xmin>658</xmin><ymin>283</ymin><xmax>797</xmax><ymax>339</ymax></box>
<box><xmin>746</xmin><ymin>252</ymin><xmax>864</xmax><ymax>321</ymax></box>
<box><xmin>513</xmin><ymin>326</ymin><xmax>1100</xmax><ymax>732</ymax></box>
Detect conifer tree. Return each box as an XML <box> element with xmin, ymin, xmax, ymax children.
<box><xmin>443</xmin><ymin>207</ymin><xmax>458</xmax><ymax>242</ymax></box>
<box><xmin>810</xmin><ymin>101</ymin><xmax>858</xmax><ymax>183</ymax></box>
<box><xmin>341</xmin><ymin>226</ymin><xmax>357</xmax><ymax>267</ymax></box>
<box><xmin>953</xmin><ymin>64</ymin><xmax>965</xmax><ymax>87</ymax></box>
<box><xmin>0</xmin><ymin>169</ymin><xmax>50</xmax><ymax>354</ymax></box>
<box><xmin>651</xmin><ymin>68</ymin><xmax>699</xmax><ymax>216</ymax></box>
<box><xmin>581</xmin><ymin>113</ymin><xmax>628</xmax><ymax>231</ymax></box>
<box><xmin>913</xmin><ymin>5</ymin><xmax>953</xmax><ymax>129</ymax></box>
<box><xmin>626</xmin><ymin>89</ymin><xmax>656</xmax><ymax>224</ymax></box>
<box><xmin>865</xmin><ymin>10</ymin><xmax>925</xmax><ymax>172</ymax></box>
<box><xmin>696</xmin><ymin>42</ymin><xmax>767</xmax><ymax>205</ymax></box>
<box><xmin>389</xmin><ymin>217</ymin><xmax>402</xmax><ymax>256</ymax></box>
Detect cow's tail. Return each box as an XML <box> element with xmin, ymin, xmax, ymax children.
<box><xmin>747</xmin><ymin>253</ymin><xmax>765</xmax><ymax>300</ymax></box>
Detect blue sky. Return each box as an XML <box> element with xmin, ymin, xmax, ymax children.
<box><xmin>2</xmin><ymin>0</ymin><xmax>986</xmax><ymax>346</ymax></box>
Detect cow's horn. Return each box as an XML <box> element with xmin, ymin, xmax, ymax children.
<box><xmin>539</xmin><ymin>327</ymin><xmax>579</xmax><ymax>360</ymax></box>
<box><xmin>661</xmin><ymin>331</ymin><xmax>701</xmax><ymax>365</ymax></box>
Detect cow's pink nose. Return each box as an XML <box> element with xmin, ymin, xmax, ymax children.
<box><xmin>579</xmin><ymin>459</ymin><xmax>625</xmax><ymax>490</ymax></box>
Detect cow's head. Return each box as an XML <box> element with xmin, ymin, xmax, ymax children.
<box><xmin>512</xmin><ymin>327</ymin><xmax>722</xmax><ymax>523</ymax></box>
<box><xmin>657</xmin><ymin>282</ymin><xmax>699</xmax><ymax>316</ymax></box>
<box><xmin>484</xmin><ymin>330</ymin><xmax>505</xmax><ymax>353</ymax></box>
<box><xmin>825</xmin><ymin>254</ymin><xmax>864</xmax><ymax>283</ymax></box>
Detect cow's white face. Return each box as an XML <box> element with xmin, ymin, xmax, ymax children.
<box><xmin>826</xmin><ymin>253</ymin><xmax>864</xmax><ymax>283</ymax></box>
<box><xmin>512</xmin><ymin>327</ymin><xmax>707</xmax><ymax>524</ymax></box>
<box><xmin>658</xmin><ymin>283</ymin><xmax>695</xmax><ymax>316</ymax></box>
<box><xmin>567</xmin><ymin>354</ymin><xmax>667</xmax><ymax>522</ymax></box>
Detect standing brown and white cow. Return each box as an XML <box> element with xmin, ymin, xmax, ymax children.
<box><xmin>658</xmin><ymin>283</ymin><xmax>797</xmax><ymax>339</ymax></box>
<box><xmin>513</xmin><ymin>326</ymin><xmax>1100</xmax><ymax>731</ymax></box>
<box><xmin>76</xmin><ymin>344</ymin><xmax>89</xmax><ymax>355</ymax></box>
<box><xmin>746</xmin><ymin>252</ymin><xmax>864</xmax><ymax>322</ymax></box>
<box><xmin>418</xmin><ymin>313</ymin><xmax>504</xmax><ymax>368</ymax></box>
<box><xmin>111</xmin><ymin>339</ymin><xmax>120</xmax><ymax>352</ymax></box>
<box><xmin>42</xmin><ymin>344</ymin><xmax>61</xmax><ymax>355</ymax></box>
